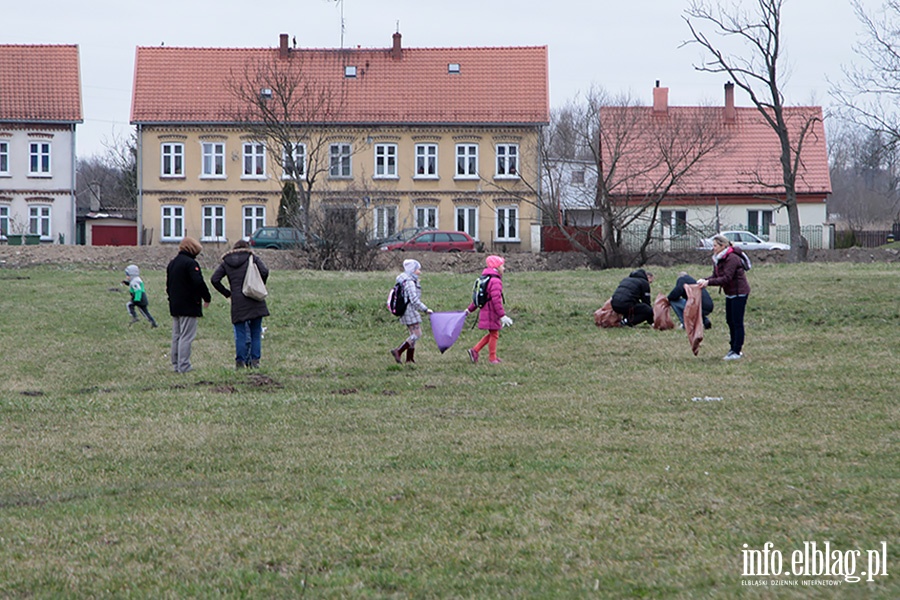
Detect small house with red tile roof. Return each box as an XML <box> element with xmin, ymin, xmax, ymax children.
<box><xmin>131</xmin><ymin>33</ymin><xmax>549</xmax><ymax>250</ymax></box>
<box><xmin>559</xmin><ymin>83</ymin><xmax>831</xmax><ymax>250</ymax></box>
<box><xmin>0</xmin><ymin>45</ymin><xmax>82</xmax><ymax>245</ymax></box>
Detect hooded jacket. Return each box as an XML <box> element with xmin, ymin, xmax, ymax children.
<box><xmin>124</xmin><ymin>265</ymin><xmax>148</xmax><ymax>306</ymax></box>
<box><xmin>210</xmin><ymin>249</ymin><xmax>270</xmax><ymax>324</ymax></box>
<box><xmin>166</xmin><ymin>250</ymin><xmax>212</xmax><ymax>317</ymax></box>
<box><xmin>611</xmin><ymin>269</ymin><xmax>652</xmax><ymax>310</ymax></box>
<box><xmin>467</xmin><ymin>267</ymin><xmax>506</xmax><ymax>330</ymax></box>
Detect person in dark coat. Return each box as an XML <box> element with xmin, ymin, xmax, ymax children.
<box><xmin>166</xmin><ymin>237</ymin><xmax>212</xmax><ymax>373</ymax></box>
<box><xmin>611</xmin><ymin>269</ymin><xmax>654</xmax><ymax>326</ymax></box>
<box><xmin>698</xmin><ymin>234</ymin><xmax>751</xmax><ymax>360</ymax></box>
<box><xmin>667</xmin><ymin>271</ymin><xmax>713</xmax><ymax>329</ymax></box>
<box><xmin>211</xmin><ymin>240</ymin><xmax>270</xmax><ymax>369</ymax></box>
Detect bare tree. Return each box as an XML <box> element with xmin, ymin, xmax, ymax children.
<box><xmin>833</xmin><ymin>1</ymin><xmax>900</xmax><ymax>148</ymax></box>
<box><xmin>228</xmin><ymin>53</ymin><xmax>379</xmax><ymax>269</ymax></box>
<box><xmin>76</xmin><ymin>131</ymin><xmax>137</xmax><ymax>214</ymax></box>
<box><xmin>684</xmin><ymin>0</ymin><xmax>821</xmax><ymax>262</ymax></box>
<box><xmin>828</xmin><ymin>121</ymin><xmax>900</xmax><ymax>232</ymax></box>
<box><xmin>229</xmin><ymin>54</ymin><xmax>356</xmax><ymax>234</ymax></box>
<box><xmin>506</xmin><ymin>88</ymin><xmax>728</xmax><ymax>268</ymax></box>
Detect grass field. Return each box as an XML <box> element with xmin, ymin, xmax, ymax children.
<box><xmin>0</xmin><ymin>261</ymin><xmax>898</xmax><ymax>598</ymax></box>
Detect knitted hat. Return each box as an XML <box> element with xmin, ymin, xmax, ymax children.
<box><xmin>124</xmin><ymin>264</ymin><xmax>140</xmax><ymax>278</ymax></box>
<box><xmin>179</xmin><ymin>237</ymin><xmax>202</xmax><ymax>257</ymax></box>
<box><xmin>403</xmin><ymin>259</ymin><xmax>421</xmax><ymax>275</ymax></box>
<box><xmin>485</xmin><ymin>255</ymin><xmax>505</xmax><ymax>270</ymax></box>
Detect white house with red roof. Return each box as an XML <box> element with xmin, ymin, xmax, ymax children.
<box><xmin>0</xmin><ymin>45</ymin><xmax>82</xmax><ymax>245</ymax></box>
<box><xmin>131</xmin><ymin>33</ymin><xmax>549</xmax><ymax>250</ymax></box>
<box><xmin>556</xmin><ymin>83</ymin><xmax>831</xmax><ymax>249</ymax></box>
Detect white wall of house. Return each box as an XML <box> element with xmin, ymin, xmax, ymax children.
<box><xmin>0</xmin><ymin>127</ymin><xmax>76</xmax><ymax>243</ymax></box>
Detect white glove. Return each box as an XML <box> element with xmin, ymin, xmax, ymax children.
<box><xmin>500</xmin><ymin>316</ymin><xmax>514</xmax><ymax>328</ymax></box>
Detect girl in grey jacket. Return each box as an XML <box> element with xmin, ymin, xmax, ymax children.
<box><xmin>390</xmin><ymin>259</ymin><xmax>432</xmax><ymax>364</ymax></box>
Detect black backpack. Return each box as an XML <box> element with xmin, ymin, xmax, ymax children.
<box><xmin>472</xmin><ymin>274</ymin><xmax>496</xmax><ymax>308</ymax></box>
<box><xmin>387</xmin><ymin>281</ymin><xmax>409</xmax><ymax>316</ymax></box>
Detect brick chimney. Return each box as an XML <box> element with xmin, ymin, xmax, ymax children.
<box><xmin>279</xmin><ymin>33</ymin><xmax>289</xmax><ymax>59</ymax></box>
<box><xmin>724</xmin><ymin>81</ymin><xmax>736</xmax><ymax>122</ymax></box>
<box><xmin>391</xmin><ymin>32</ymin><xmax>402</xmax><ymax>60</ymax></box>
<box><xmin>652</xmin><ymin>80</ymin><xmax>668</xmax><ymax>115</ymax></box>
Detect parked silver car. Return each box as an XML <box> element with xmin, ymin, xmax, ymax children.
<box><xmin>699</xmin><ymin>230</ymin><xmax>790</xmax><ymax>251</ymax></box>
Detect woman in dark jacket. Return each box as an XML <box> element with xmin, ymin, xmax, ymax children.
<box><xmin>698</xmin><ymin>234</ymin><xmax>751</xmax><ymax>360</ymax></box>
<box><xmin>211</xmin><ymin>240</ymin><xmax>270</xmax><ymax>368</ymax></box>
<box><xmin>166</xmin><ymin>237</ymin><xmax>212</xmax><ymax>373</ymax></box>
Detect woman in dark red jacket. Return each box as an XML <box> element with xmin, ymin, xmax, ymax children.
<box><xmin>466</xmin><ymin>255</ymin><xmax>513</xmax><ymax>364</ymax></box>
<box><xmin>698</xmin><ymin>235</ymin><xmax>751</xmax><ymax>360</ymax></box>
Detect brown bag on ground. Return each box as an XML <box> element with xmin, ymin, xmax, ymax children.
<box><xmin>594</xmin><ymin>298</ymin><xmax>622</xmax><ymax>328</ymax></box>
<box><xmin>684</xmin><ymin>283</ymin><xmax>704</xmax><ymax>355</ymax></box>
<box><xmin>653</xmin><ymin>293</ymin><xmax>675</xmax><ymax>330</ymax></box>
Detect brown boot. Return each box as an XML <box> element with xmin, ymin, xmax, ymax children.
<box><xmin>391</xmin><ymin>342</ymin><xmax>409</xmax><ymax>363</ymax></box>
<box><xmin>405</xmin><ymin>346</ymin><xmax>416</xmax><ymax>364</ymax></box>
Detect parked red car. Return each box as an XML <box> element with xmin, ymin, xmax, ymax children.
<box><xmin>382</xmin><ymin>230</ymin><xmax>476</xmax><ymax>252</ymax></box>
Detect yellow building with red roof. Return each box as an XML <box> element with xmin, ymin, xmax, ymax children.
<box><xmin>131</xmin><ymin>33</ymin><xmax>549</xmax><ymax>250</ymax></box>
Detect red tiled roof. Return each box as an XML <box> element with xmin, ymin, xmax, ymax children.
<box><xmin>131</xmin><ymin>42</ymin><xmax>549</xmax><ymax>125</ymax></box>
<box><xmin>0</xmin><ymin>45</ymin><xmax>82</xmax><ymax>122</ymax></box>
<box><xmin>601</xmin><ymin>105</ymin><xmax>831</xmax><ymax>198</ymax></box>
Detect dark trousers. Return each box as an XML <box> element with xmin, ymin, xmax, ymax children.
<box><xmin>612</xmin><ymin>301</ymin><xmax>653</xmax><ymax>326</ymax></box>
<box><xmin>725</xmin><ymin>295</ymin><xmax>748</xmax><ymax>354</ymax></box>
<box><xmin>127</xmin><ymin>301</ymin><xmax>156</xmax><ymax>324</ymax></box>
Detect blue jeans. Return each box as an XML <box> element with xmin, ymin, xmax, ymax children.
<box><xmin>234</xmin><ymin>317</ymin><xmax>263</xmax><ymax>365</ymax></box>
<box><xmin>670</xmin><ymin>298</ymin><xmax>711</xmax><ymax>328</ymax></box>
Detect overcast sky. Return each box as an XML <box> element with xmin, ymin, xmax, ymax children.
<box><xmin>5</xmin><ymin>0</ymin><xmax>879</xmax><ymax>157</ymax></box>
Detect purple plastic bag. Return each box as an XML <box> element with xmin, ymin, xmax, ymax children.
<box><xmin>429</xmin><ymin>311</ymin><xmax>468</xmax><ymax>354</ymax></box>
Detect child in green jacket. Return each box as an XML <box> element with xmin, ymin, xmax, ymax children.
<box><xmin>124</xmin><ymin>264</ymin><xmax>158</xmax><ymax>328</ymax></box>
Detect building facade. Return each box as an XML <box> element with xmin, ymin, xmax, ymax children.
<box><xmin>0</xmin><ymin>45</ymin><xmax>82</xmax><ymax>245</ymax></box>
<box><xmin>131</xmin><ymin>34</ymin><xmax>549</xmax><ymax>250</ymax></box>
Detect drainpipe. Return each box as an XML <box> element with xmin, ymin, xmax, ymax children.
<box><xmin>136</xmin><ymin>124</ymin><xmax>143</xmax><ymax>245</ymax></box>
<box><xmin>70</xmin><ymin>123</ymin><xmax>77</xmax><ymax>245</ymax></box>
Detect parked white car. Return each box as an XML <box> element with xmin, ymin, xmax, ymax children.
<box><xmin>698</xmin><ymin>230</ymin><xmax>790</xmax><ymax>251</ymax></box>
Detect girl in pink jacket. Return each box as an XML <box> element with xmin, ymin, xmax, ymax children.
<box><xmin>466</xmin><ymin>255</ymin><xmax>513</xmax><ymax>364</ymax></box>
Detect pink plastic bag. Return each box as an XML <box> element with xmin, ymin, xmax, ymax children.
<box><xmin>594</xmin><ymin>298</ymin><xmax>622</xmax><ymax>328</ymax></box>
<box><xmin>684</xmin><ymin>284</ymin><xmax>705</xmax><ymax>355</ymax></box>
<box><xmin>653</xmin><ymin>293</ymin><xmax>675</xmax><ymax>330</ymax></box>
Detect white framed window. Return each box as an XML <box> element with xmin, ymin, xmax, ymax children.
<box><xmin>374</xmin><ymin>205</ymin><xmax>397</xmax><ymax>239</ymax></box>
<box><xmin>748</xmin><ymin>209</ymin><xmax>774</xmax><ymax>236</ymax></box>
<box><xmin>243</xmin><ymin>205</ymin><xmax>266</xmax><ymax>239</ymax></box>
<box><xmin>455</xmin><ymin>206</ymin><xmax>478</xmax><ymax>239</ymax></box>
<box><xmin>0</xmin><ymin>141</ymin><xmax>9</xmax><ymax>175</ymax></box>
<box><xmin>496</xmin><ymin>205</ymin><xmax>519</xmax><ymax>241</ymax></box>
<box><xmin>161</xmin><ymin>143</ymin><xmax>184</xmax><ymax>177</ymax></box>
<box><xmin>29</xmin><ymin>142</ymin><xmax>51</xmax><ymax>176</ymax></box>
<box><xmin>455</xmin><ymin>144</ymin><xmax>478</xmax><ymax>178</ymax></box>
<box><xmin>201</xmin><ymin>205</ymin><xmax>226</xmax><ymax>242</ymax></box>
<box><xmin>243</xmin><ymin>142</ymin><xmax>266</xmax><ymax>178</ymax></box>
<box><xmin>415</xmin><ymin>144</ymin><xmax>438</xmax><ymax>178</ymax></box>
<box><xmin>374</xmin><ymin>144</ymin><xmax>398</xmax><ymax>178</ymax></box>
<box><xmin>495</xmin><ymin>144</ymin><xmax>519</xmax><ymax>178</ymax></box>
<box><xmin>29</xmin><ymin>205</ymin><xmax>51</xmax><ymax>239</ymax></box>
<box><xmin>416</xmin><ymin>206</ymin><xmax>438</xmax><ymax>229</ymax></box>
<box><xmin>201</xmin><ymin>142</ymin><xmax>225</xmax><ymax>178</ymax></box>
<box><xmin>329</xmin><ymin>143</ymin><xmax>352</xmax><ymax>178</ymax></box>
<box><xmin>0</xmin><ymin>205</ymin><xmax>8</xmax><ymax>238</ymax></box>
<box><xmin>282</xmin><ymin>143</ymin><xmax>306</xmax><ymax>179</ymax></box>
<box><xmin>660</xmin><ymin>210</ymin><xmax>688</xmax><ymax>237</ymax></box>
<box><xmin>161</xmin><ymin>205</ymin><xmax>185</xmax><ymax>242</ymax></box>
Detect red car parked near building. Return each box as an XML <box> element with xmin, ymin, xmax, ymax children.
<box><xmin>382</xmin><ymin>230</ymin><xmax>476</xmax><ymax>252</ymax></box>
